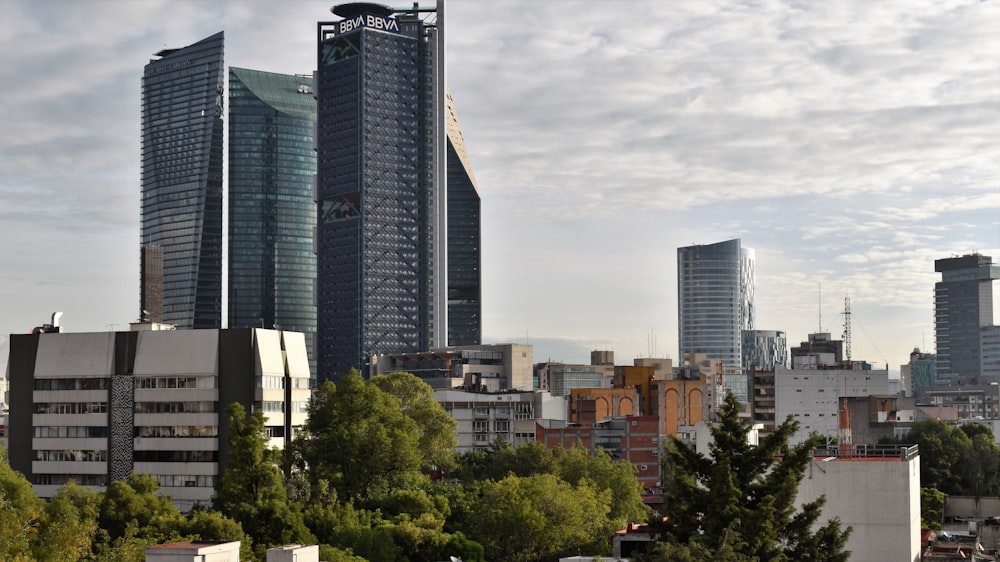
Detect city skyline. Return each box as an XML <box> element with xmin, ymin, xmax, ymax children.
<box><xmin>2</xmin><ymin>1</ymin><xmax>999</xmax><ymax>377</ymax></box>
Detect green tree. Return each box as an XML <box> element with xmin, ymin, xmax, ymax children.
<box><xmin>298</xmin><ymin>371</ymin><xmax>426</xmax><ymax>503</ymax></box>
<box><xmin>33</xmin><ymin>481</ymin><xmax>101</xmax><ymax>562</ymax></box>
<box><xmin>900</xmin><ymin>419</ymin><xmax>971</xmax><ymax>494</ymax></box>
<box><xmin>920</xmin><ymin>487</ymin><xmax>945</xmax><ymax>531</ymax></box>
<box><xmin>468</xmin><ymin>473</ymin><xmax>612</xmax><ymax>562</ymax></box>
<box><xmin>214</xmin><ymin>403</ymin><xmax>314</xmax><ymax>556</ymax></box>
<box><xmin>97</xmin><ymin>473</ymin><xmax>184</xmax><ymax>542</ymax></box>
<box><xmin>0</xmin><ymin>444</ymin><xmax>44</xmax><ymax>562</ymax></box>
<box><xmin>371</xmin><ymin>371</ymin><xmax>458</xmax><ymax>470</ymax></box>
<box><xmin>554</xmin><ymin>446</ymin><xmax>649</xmax><ymax>526</ymax></box>
<box><xmin>657</xmin><ymin>393</ymin><xmax>851</xmax><ymax>562</ymax></box>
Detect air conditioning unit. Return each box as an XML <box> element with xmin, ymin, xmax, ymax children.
<box><xmin>640</xmin><ymin>464</ymin><xmax>648</xmax><ymax>471</ymax></box>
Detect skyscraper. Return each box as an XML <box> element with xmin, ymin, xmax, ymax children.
<box><xmin>677</xmin><ymin>238</ymin><xmax>755</xmax><ymax>369</ymax></box>
<box><xmin>141</xmin><ymin>32</ymin><xmax>225</xmax><ymax>329</ymax></box>
<box><xmin>315</xmin><ymin>3</ymin><xmax>480</xmax><ymax>379</ymax></box>
<box><xmin>934</xmin><ymin>253</ymin><xmax>1000</xmax><ymax>378</ymax></box>
<box><xmin>228</xmin><ymin>67</ymin><xmax>318</xmax><ymax>370</ymax></box>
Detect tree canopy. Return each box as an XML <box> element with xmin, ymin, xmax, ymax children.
<box><xmin>649</xmin><ymin>393</ymin><xmax>852</xmax><ymax>562</ymax></box>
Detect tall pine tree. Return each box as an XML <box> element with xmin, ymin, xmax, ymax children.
<box><xmin>649</xmin><ymin>393</ymin><xmax>851</xmax><ymax>562</ymax></box>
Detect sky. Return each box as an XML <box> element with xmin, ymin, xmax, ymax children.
<box><xmin>2</xmin><ymin>0</ymin><xmax>999</xmax><ymax>377</ymax></box>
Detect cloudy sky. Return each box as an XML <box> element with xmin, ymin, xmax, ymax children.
<box><xmin>2</xmin><ymin>0</ymin><xmax>998</xmax><ymax>376</ymax></box>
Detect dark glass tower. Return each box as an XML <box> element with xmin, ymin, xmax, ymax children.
<box><xmin>141</xmin><ymin>32</ymin><xmax>224</xmax><ymax>329</ymax></box>
<box><xmin>228</xmin><ymin>67</ymin><xmax>318</xmax><ymax>371</ymax></box>
<box><xmin>315</xmin><ymin>3</ymin><xmax>480</xmax><ymax>380</ymax></box>
<box><xmin>677</xmin><ymin>238</ymin><xmax>755</xmax><ymax>369</ymax></box>
<box><xmin>934</xmin><ymin>254</ymin><xmax>1000</xmax><ymax>378</ymax></box>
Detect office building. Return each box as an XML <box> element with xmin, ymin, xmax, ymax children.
<box><xmin>742</xmin><ymin>329</ymin><xmax>786</xmax><ymax>371</ymax></box>
<box><xmin>934</xmin><ymin>254</ymin><xmax>1000</xmax><ymax>378</ymax></box>
<box><xmin>900</xmin><ymin>347</ymin><xmax>936</xmax><ymax>398</ymax></box>
<box><xmin>434</xmin><ymin>389</ymin><xmax>566</xmax><ymax>453</ymax></box>
<box><xmin>315</xmin><ymin>4</ymin><xmax>481</xmax><ymax>379</ymax></box>
<box><xmin>6</xmin><ymin>327</ymin><xmax>310</xmax><ymax>511</ymax></box>
<box><xmin>141</xmin><ymin>32</ymin><xmax>225</xmax><ymax>329</ymax></box>
<box><xmin>677</xmin><ymin>239</ymin><xmax>755</xmax><ymax>369</ymax></box>
<box><xmin>228</xmin><ymin>67</ymin><xmax>318</xmax><ymax>372</ymax></box>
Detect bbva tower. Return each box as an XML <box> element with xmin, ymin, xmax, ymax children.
<box><xmin>315</xmin><ymin>2</ymin><xmax>481</xmax><ymax>380</ymax></box>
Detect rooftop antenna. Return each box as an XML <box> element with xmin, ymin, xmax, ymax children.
<box><xmin>842</xmin><ymin>294</ymin><xmax>852</xmax><ymax>362</ymax></box>
<box><xmin>818</xmin><ymin>282</ymin><xmax>822</xmax><ymax>333</ymax></box>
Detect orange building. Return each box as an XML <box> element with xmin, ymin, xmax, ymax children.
<box><xmin>614</xmin><ymin>365</ymin><xmax>658</xmax><ymax>415</ymax></box>
<box><xmin>658</xmin><ymin>374</ymin><xmax>711</xmax><ymax>436</ymax></box>
<box><xmin>569</xmin><ymin>387</ymin><xmax>638</xmax><ymax>424</ymax></box>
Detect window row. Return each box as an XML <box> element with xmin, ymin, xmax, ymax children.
<box><xmin>135</xmin><ymin>425</ymin><xmax>218</xmax><ymax>438</ymax></box>
<box><xmin>35</xmin><ymin>449</ymin><xmax>108</xmax><ymax>462</ymax></box>
<box><xmin>158</xmin><ymin>474</ymin><xmax>216</xmax><ymax>488</ymax></box>
<box><xmin>34</xmin><ymin>426</ymin><xmax>109</xmax><ymax>438</ymax></box>
<box><xmin>135</xmin><ymin>376</ymin><xmax>216</xmax><ymax>389</ymax></box>
<box><xmin>35</xmin><ymin>402</ymin><xmax>107</xmax><ymax>415</ymax></box>
<box><xmin>34</xmin><ymin>378</ymin><xmax>109</xmax><ymax>391</ymax></box>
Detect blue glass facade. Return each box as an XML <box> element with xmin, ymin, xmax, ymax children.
<box><xmin>141</xmin><ymin>32</ymin><xmax>224</xmax><ymax>329</ymax></box>
<box><xmin>315</xmin><ymin>6</ymin><xmax>481</xmax><ymax>380</ymax></box>
<box><xmin>677</xmin><ymin>239</ymin><xmax>755</xmax><ymax>369</ymax></box>
<box><xmin>227</xmin><ymin>68</ymin><xmax>317</xmax><ymax>372</ymax></box>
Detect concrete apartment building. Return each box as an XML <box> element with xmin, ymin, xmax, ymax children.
<box><xmin>6</xmin><ymin>327</ymin><xmax>310</xmax><ymax>510</ymax></box>
<box><xmin>433</xmin><ymin>389</ymin><xmax>567</xmax><ymax>452</ymax></box>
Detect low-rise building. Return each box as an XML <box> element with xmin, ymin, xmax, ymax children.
<box><xmin>372</xmin><ymin>343</ymin><xmax>532</xmax><ymax>391</ymax></box>
<box><xmin>434</xmin><ymin>389</ymin><xmax>566</xmax><ymax>452</ymax></box>
<box><xmin>145</xmin><ymin>541</ymin><xmax>240</xmax><ymax>562</ymax></box>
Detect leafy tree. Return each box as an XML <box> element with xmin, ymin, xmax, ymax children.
<box><xmin>213</xmin><ymin>403</ymin><xmax>314</xmax><ymax>556</ymax></box>
<box><xmin>371</xmin><ymin>371</ymin><xmax>458</xmax><ymax>470</ymax></box>
<box><xmin>33</xmin><ymin>481</ymin><xmax>100</xmax><ymax>562</ymax></box>
<box><xmin>554</xmin><ymin>446</ymin><xmax>649</xmax><ymax>526</ymax></box>
<box><xmin>920</xmin><ymin>487</ymin><xmax>945</xmax><ymax>531</ymax></box>
<box><xmin>97</xmin><ymin>473</ymin><xmax>184</xmax><ymax>543</ymax></box>
<box><xmin>298</xmin><ymin>371</ymin><xmax>426</xmax><ymax>503</ymax></box>
<box><xmin>468</xmin><ymin>473</ymin><xmax>612</xmax><ymax>562</ymax></box>
<box><xmin>899</xmin><ymin>419</ymin><xmax>970</xmax><ymax>493</ymax></box>
<box><xmin>0</xmin><ymin>444</ymin><xmax>44</xmax><ymax>562</ymax></box>
<box><xmin>657</xmin><ymin>393</ymin><xmax>851</xmax><ymax>562</ymax></box>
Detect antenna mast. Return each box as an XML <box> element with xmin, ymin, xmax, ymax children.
<box><xmin>842</xmin><ymin>294</ymin><xmax>852</xmax><ymax>362</ymax></box>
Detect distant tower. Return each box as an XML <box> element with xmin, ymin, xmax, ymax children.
<box><xmin>934</xmin><ymin>254</ymin><xmax>1000</xmax><ymax>378</ymax></box>
<box><xmin>677</xmin><ymin>238</ymin><xmax>755</xmax><ymax>369</ymax></box>
<box><xmin>315</xmin><ymin>3</ymin><xmax>481</xmax><ymax>379</ymax></box>
<box><xmin>141</xmin><ymin>32</ymin><xmax>225</xmax><ymax>329</ymax></box>
<box><xmin>227</xmin><ymin>67</ymin><xmax>317</xmax><ymax>372</ymax></box>
<box><xmin>140</xmin><ymin>244</ymin><xmax>164</xmax><ymax>323</ymax></box>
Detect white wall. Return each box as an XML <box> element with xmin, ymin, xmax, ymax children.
<box><xmin>796</xmin><ymin>455</ymin><xmax>921</xmax><ymax>562</ymax></box>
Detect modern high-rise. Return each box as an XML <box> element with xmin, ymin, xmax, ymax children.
<box><xmin>934</xmin><ymin>254</ymin><xmax>1000</xmax><ymax>378</ymax></box>
<box><xmin>677</xmin><ymin>239</ymin><xmax>755</xmax><ymax>369</ymax></box>
<box><xmin>315</xmin><ymin>3</ymin><xmax>481</xmax><ymax>379</ymax></box>
<box><xmin>141</xmin><ymin>32</ymin><xmax>225</xmax><ymax>329</ymax></box>
<box><xmin>228</xmin><ymin>67</ymin><xmax>318</xmax><ymax>371</ymax></box>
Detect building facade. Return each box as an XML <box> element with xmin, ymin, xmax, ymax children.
<box><xmin>228</xmin><ymin>67</ymin><xmax>318</xmax><ymax>372</ymax></box>
<box><xmin>934</xmin><ymin>254</ymin><xmax>1000</xmax><ymax>378</ymax></box>
<box><xmin>314</xmin><ymin>4</ymin><xmax>480</xmax><ymax>380</ymax></box>
<box><xmin>742</xmin><ymin>329</ymin><xmax>786</xmax><ymax>371</ymax></box>
<box><xmin>774</xmin><ymin>363</ymin><xmax>890</xmax><ymax>445</ymax></box>
<box><xmin>434</xmin><ymin>389</ymin><xmax>567</xmax><ymax>453</ymax></box>
<box><xmin>6</xmin><ymin>328</ymin><xmax>310</xmax><ymax>511</ymax></box>
<box><xmin>141</xmin><ymin>32</ymin><xmax>225</xmax><ymax>329</ymax></box>
<box><xmin>677</xmin><ymin>239</ymin><xmax>755</xmax><ymax>369</ymax></box>
<box><xmin>373</xmin><ymin>343</ymin><xmax>532</xmax><ymax>390</ymax></box>
<box><xmin>900</xmin><ymin>347</ymin><xmax>936</xmax><ymax>398</ymax></box>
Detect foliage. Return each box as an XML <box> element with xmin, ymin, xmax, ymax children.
<box><xmin>33</xmin><ymin>481</ymin><xmax>100</xmax><ymax>562</ymax></box>
<box><xmin>0</xmin><ymin>444</ymin><xmax>44</xmax><ymax>562</ymax></box>
<box><xmin>371</xmin><ymin>371</ymin><xmax>459</xmax><ymax>470</ymax></box>
<box><xmin>213</xmin><ymin>402</ymin><xmax>314</xmax><ymax>556</ymax></box>
<box><xmin>897</xmin><ymin>419</ymin><xmax>1000</xmax><ymax>497</ymax></box>
<box><xmin>297</xmin><ymin>371</ymin><xmax>428</xmax><ymax>503</ymax></box>
<box><xmin>97</xmin><ymin>473</ymin><xmax>184</xmax><ymax>543</ymax></box>
<box><xmin>468</xmin><ymin>473</ymin><xmax>612</xmax><ymax>562</ymax></box>
<box><xmin>657</xmin><ymin>393</ymin><xmax>851</xmax><ymax>562</ymax></box>
<box><xmin>553</xmin><ymin>445</ymin><xmax>649</xmax><ymax>526</ymax></box>
<box><xmin>920</xmin><ymin>487</ymin><xmax>945</xmax><ymax>531</ymax></box>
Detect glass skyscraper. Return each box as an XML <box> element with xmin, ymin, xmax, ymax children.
<box><xmin>677</xmin><ymin>238</ymin><xmax>755</xmax><ymax>369</ymax></box>
<box><xmin>228</xmin><ymin>67</ymin><xmax>318</xmax><ymax>371</ymax></box>
<box><xmin>141</xmin><ymin>32</ymin><xmax>224</xmax><ymax>329</ymax></box>
<box><xmin>315</xmin><ymin>4</ymin><xmax>481</xmax><ymax>379</ymax></box>
<box><xmin>934</xmin><ymin>253</ymin><xmax>1000</xmax><ymax>378</ymax></box>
